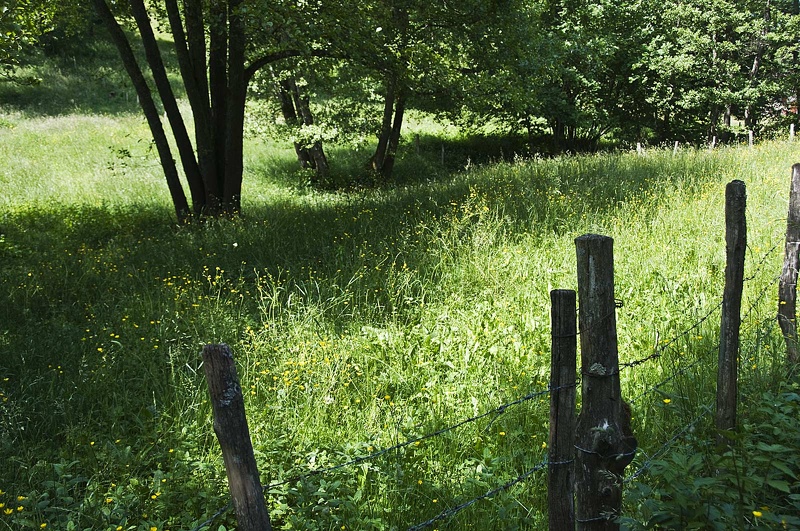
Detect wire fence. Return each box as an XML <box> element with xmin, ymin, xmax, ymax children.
<box><xmin>190</xmin><ymin>235</ymin><xmax>784</xmax><ymax>531</ymax></box>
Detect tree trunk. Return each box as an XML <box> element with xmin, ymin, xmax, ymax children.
<box><xmin>208</xmin><ymin>0</ymin><xmax>228</xmax><ymax>213</ymax></box>
<box><xmin>92</xmin><ymin>0</ymin><xmax>190</xmax><ymax>222</ymax></box>
<box><xmin>130</xmin><ymin>0</ymin><xmax>205</xmax><ymax>215</ymax></box>
<box><xmin>165</xmin><ymin>0</ymin><xmax>217</xmax><ymax>214</ymax></box>
<box><xmin>372</xmin><ymin>77</ymin><xmax>396</xmax><ymax>174</ymax></box>
<box><xmin>223</xmin><ymin>0</ymin><xmax>246</xmax><ymax>214</ymax></box>
<box><xmin>290</xmin><ymin>78</ymin><xmax>329</xmax><ymax>183</ymax></box>
<box><xmin>380</xmin><ymin>88</ymin><xmax>406</xmax><ymax>180</ymax></box>
<box><xmin>278</xmin><ymin>78</ymin><xmax>313</xmax><ymax>169</ymax></box>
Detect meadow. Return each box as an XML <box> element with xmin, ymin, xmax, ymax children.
<box><xmin>1</xmin><ymin>44</ymin><xmax>800</xmax><ymax>531</ymax></box>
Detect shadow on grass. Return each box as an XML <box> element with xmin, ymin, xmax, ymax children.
<box><xmin>0</xmin><ymin>146</ymin><xmax>728</xmax><ymax>479</ymax></box>
<box><xmin>0</xmin><ymin>31</ymin><xmax>183</xmax><ymax>117</ymax></box>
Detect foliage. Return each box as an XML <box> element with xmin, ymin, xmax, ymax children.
<box><xmin>622</xmin><ymin>385</ymin><xmax>800</xmax><ymax>530</ymax></box>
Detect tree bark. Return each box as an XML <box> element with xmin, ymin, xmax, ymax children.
<box><xmin>92</xmin><ymin>0</ymin><xmax>190</xmax><ymax>222</ymax></box>
<box><xmin>224</xmin><ymin>0</ymin><xmax>246</xmax><ymax>213</ymax></box>
<box><xmin>129</xmin><ymin>0</ymin><xmax>205</xmax><ymax>215</ymax></box>
<box><xmin>278</xmin><ymin>78</ymin><xmax>313</xmax><ymax>169</ymax></box>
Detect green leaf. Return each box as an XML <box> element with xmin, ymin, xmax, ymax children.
<box><xmin>771</xmin><ymin>460</ymin><xmax>798</xmax><ymax>479</ymax></box>
<box><xmin>766</xmin><ymin>479</ymin><xmax>791</xmax><ymax>493</ymax></box>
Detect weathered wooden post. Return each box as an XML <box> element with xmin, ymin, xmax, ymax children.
<box><xmin>778</xmin><ymin>164</ymin><xmax>800</xmax><ymax>364</ymax></box>
<box><xmin>716</xmin><ymin>181</ymin><xmax>746</xmax><ymax>445</ymax></box>
<box><xmin>749</xmin><ymin>130</ymin><xmax>754</xmax><ymax>148</ymax></box>
<box><xmin>202</xmin><ymin>343</ymin><xmax>272</xmax><ymax>531</ymax></box>
<box><xmin>575</xmin><ymin>235</ymin><xmax>635</xmax><ymax>530</ymax></box>
<box><xmin>549</xmin><ymin>289</ymin><xmax>576</xmax><ymax>531</ymax></box>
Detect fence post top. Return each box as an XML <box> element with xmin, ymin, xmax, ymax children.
<box><xmin>575</xmin><ymin>233</ymin><xmax>613</xmax><ymax>244</ymax></box>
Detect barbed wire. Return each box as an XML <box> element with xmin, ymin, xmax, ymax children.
<box><xmin>625</xmin><ymin>403</ymin><xmax>713</xmax><ymax>483</ymax></box>
<box><xmin>186</xmin><ymin>501</ymin><xmax>233</xmax><ymax>531</ymax></box>
<box><xmin>265</xmin><ymin>383</ymin><xmax>575</xmax><ymax>491</ymax></box>
<box><xmin>628</xmin><ymin>349</ymin><xmax>714</xmax><ymax>405</ymax></box>
<box><xmin>743</xmin><ymin>242</ymin><xmax>781</xmax><ymax>283</ymax></box>
<box><xmin>406</xmin><ymin>458</ymin><xmax>562</xmax><ymax>531</ymax></box>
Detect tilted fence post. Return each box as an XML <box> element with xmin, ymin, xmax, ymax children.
<box><xmin>574</xmin><ymin>235</ymin><xmax>635</xmax><ymax>530</ymax></box>
<box><xmin>716</xmin><ymin>181</ymin><xmax>746</xmax><ymax>445</ymax></box>
<box><xmin>778</xmin><ymin>164</ymin><xmax>800</xmax><ymax>365</ymax></box>
<box><xmin>549</xmin><ymin>289</ymin><xmax>576</xmax><ymax>531</ymax></box>
<box><xmin>202</xmin><ymin>343</ymin><xmax>272</xmax><ymax>531</ymax></box>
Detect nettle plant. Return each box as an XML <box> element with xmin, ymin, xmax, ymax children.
<box><xmin>621</xmin><ymin>385</ymin><xmax>800</xmax><ymax>530</ymax></box>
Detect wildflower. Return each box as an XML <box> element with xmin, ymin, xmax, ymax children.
<box><xmin>3</xmin><ymin>508</ymin><xmax>11</xmax><ymax>515</ymax></box>
<box><xmin>663</xmin><ymin>399</ymin><xmax>671</xmax><ymax>404</ymax></box>
<box><xmin>499</xmin><ymin>431</ymin><xmax>506</xmax><ymax>436</ymax></box>
<box><xmin>753</xmin><ymin>510</ymin><xmax>762</xmax><ymax>518</ymax></box>
<box><xmin>40</xmin><ymin>524</ymin><xmax>47</xmax><ymax>529</ymax></box>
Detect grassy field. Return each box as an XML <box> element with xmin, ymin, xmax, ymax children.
<box><xmin>2</xmin><ymin>45</ymin><xmax>800</xmax><ymax>531</ymax></box>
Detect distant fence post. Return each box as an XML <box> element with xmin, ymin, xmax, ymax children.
<box><xmin>779</xmin><ymin>164</ymin><xmax>800</xmax><ymax>365</ymax></box>
<box><xmin>574</xmin><ymin>235</ymin><xmax>635</xmax><ymax>530</ymax></box>
<box><xmin>749</xmin><ymin>131</ymin><xmax>754</xmax><ymax>148</ymax></box>
<box><xmin>202</xmin><ymin>344</ymin><xmax>272</xmax><ymax>531</ymax></box>
<box><xmin>715</xmin><ymin>181</ymin><xmax>746</xmax><ymax>445</ymax></box>
<box><xmin>549</xmin><ymin>289</ymin><xmax>576</xmax><ymax>531</ymax></box>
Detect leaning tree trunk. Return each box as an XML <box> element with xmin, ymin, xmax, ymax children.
<box><xmin>92</xmin><ymin>0</ymin><xmax>190</xmax><ymax>222</ymax></box>
<box><xmin>130</xmin><ymin>0</ymin><xmax>205</xmax><ymax>215</ymax></box>
<box><xmin>293</xmin><ymin>86</ymin><xmax>329</xmax><ymax>183</ymax></box>
<box><xmin>371</xmin><ymin>78</ymin><xmax>406</xmax><ymax>181</ymax></box>
<box><xmin>379</xmin><ymin>88</ymin><xmax>406</xmax><ymax>180</ymax></box>
<box><xmin>278</xmin><ymin>78</ymin><xmax>314</xmax><ymax>169</ymax></box>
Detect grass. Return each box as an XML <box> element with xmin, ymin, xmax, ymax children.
<box><xmin>1</xmin><ymin>44</ymin><xmax>800</xmax><ymax>530</ymax></box>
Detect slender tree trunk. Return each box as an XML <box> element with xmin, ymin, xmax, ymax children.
<box><xmin>290</xmin><ymin>79</ymin><xmax>329</xmax><ymax>182</ymax></box>
<box><xmin>129</xmin><ymin>0</ymin><xmax>205</xmax><ymax>215</ymax></box>
<box><xmin>208</xmin><ymin>0</ymin><xmax>228</xmax><ymax>213</ymax></box>
<box><xmin>224</xmin><ymin>0</ymin><xmax>246</xmax><ymax>213</ymax></box>
<box><xmin>278</xmin><ymin>78</ymin><xmax>313</xmax><ymax>169</ymax></box>
<box><xmin>372</xmin><ymin>78</ymin><xmax>396</xmax><ymax>173</ymax></box>
<box><xmin>92</xmin><ymin>0</ymin><xmax>190</xmax><ymax>221</ymax></box>
<box><xmin>380</xmin><ymin>88</ymin><xmax>406</xmax><ymax>180</ymax></box>
<box><xmin>165</xmin><ymin>0</ymin><xmax>217</xmax><ymax>214</ymax></box>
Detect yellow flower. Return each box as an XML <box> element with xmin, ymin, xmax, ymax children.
<box><xmin>150</xmin><ymin>527</ymin><xmax>158</xmax><ymax>531</ymax></box>
<box><xmin>753</xmin><ymin>510</ymin><xmax>762</xmax><ymax>518</ymax></box>
<box><xmin>663</xmin><ymin>399</ymin><xmax>671</xmax><ymax>404</ymax></box>
<box><xmin>3</xmin><ymin>508</ymin><xmax>12</xmax><ymax>515</ymax></box>
<box><xmin>40</xmin><ymin>524</ymin><xmax>47</xmax><ymax>529</ymax></box>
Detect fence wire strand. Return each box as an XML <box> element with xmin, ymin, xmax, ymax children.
<box><xmin>625</xmin><ymin>403</ymin><xmax>714</xmax><ymax>483</ymax></box>
<box><xmin>265</xmin><ymin>383</ymin><xmax>574</xmax><ymax>491</ymax></box>
<box><xmin>406</xmin><ymin>459</ymin><xmax>561</xmax><ymax>531</ymax></box>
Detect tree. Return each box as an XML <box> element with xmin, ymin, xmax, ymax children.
<box><xmin>1</xmin><ymin>0</ymin><xmax>53</xmax><ymax>80</ymax></box>
<box><xmin>92</xmin><ymin>0</ymin><xmax>326</xmax><ymax>219</ymax></box>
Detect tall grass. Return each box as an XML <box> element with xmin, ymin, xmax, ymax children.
<box><xmin>1</xmin><ymin>66</ymin><xmax>799</xmax><ymax>529</ymax></box>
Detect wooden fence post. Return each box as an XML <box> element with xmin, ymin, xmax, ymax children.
<box><xmin>549</xmin><ymin>289</ymin><xmax>576</xmax><ymax>531</ymax></box>
<box><xmin>202</xmin><ymin>343</ymin><xmax>272</xmax><ymax>531</ymax></box>
<box><xmin>779</xmin><ymin>164</ymin><xmax>800</xmax><ymax>365</ymax></box>
<box><xmin>716</xmin><ymin>181</ymin><xmax>746</xmax><ymax>445</ymax></box>
<box><xmin>574</xmin><ymin>235</ymin><xmax>635</xmax><ymax>530</ymax></box>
